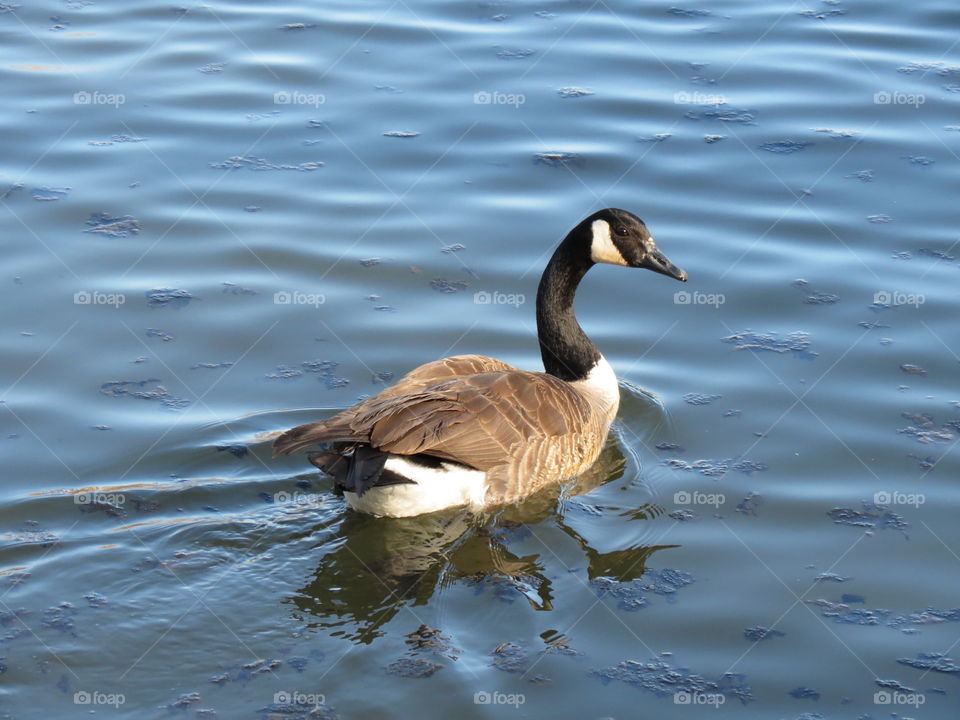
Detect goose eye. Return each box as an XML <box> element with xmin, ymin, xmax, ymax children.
<box><xmin>615</xmin><ymin>226</ymin><xmax>628</xmax><ymax>237</ymax></box>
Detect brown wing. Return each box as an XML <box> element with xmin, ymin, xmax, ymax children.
<box><xmin>353</xmin><ymin>370</ymin><xmax>592</xmax><ymax>470</ymax></box>
<box><xmin>274</xmin><ymin>355</ymin><xmax>518</xmax><ymax>454</ymax></box>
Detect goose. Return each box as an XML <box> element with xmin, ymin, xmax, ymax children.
<box><xmin>274</xmin><ymin>208</ymin><xmax>687</xmax><ymax>517</ymax></box>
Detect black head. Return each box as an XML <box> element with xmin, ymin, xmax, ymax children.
<box><xmin>577</xmin><ymin>208</ymin><xmax>687</xmax><ymax>282</ymax></box>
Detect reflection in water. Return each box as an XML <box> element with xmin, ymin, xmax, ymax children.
<box><xmin>289</xmin><ymin>435</ymin><xmax>678</xmax><ymax>643</ymax></box>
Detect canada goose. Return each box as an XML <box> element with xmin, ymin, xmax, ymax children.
<box><xmin>274</xmin><ymin>208</ymin><xmax>687</xmax><ymax>517</ymax></box>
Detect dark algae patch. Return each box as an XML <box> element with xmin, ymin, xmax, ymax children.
<box><xmin>722</xmin><ymin>330</ymin><xmax>817</xmax><ymax>359</ymax></box>
<box><xmin>591</xmin><ymin>568</ymin><xmax>695</xmax><ymax>610</ymax></box>
<box><xmin>826</xmin><ymin>501</ymin><xmax>909</xmax><ymax>535</ymax></box>
<box><xmin>593</xmin><ymin>657</ymin><xmax>753</xmax><ymax>704</ymax></box>
<box><xmin>744</xmin><ymin>626</ymin><xmax>784</xmax><ymax>641</ymax></box>
<box><xmin>897</xmin><ymin>652</ymin><xmax>960</xmax><ymax>675</ymax></box>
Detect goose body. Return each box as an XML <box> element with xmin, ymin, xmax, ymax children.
<box><xmin>274</xmin><ymin>208</ymin><xmax>686</xmax><ymax>517</ymax></box>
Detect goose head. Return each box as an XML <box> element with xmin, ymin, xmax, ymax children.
<box><xmin>582</xmin><ymin>208</ymin><xmax>687</xmax><ymax>282</ymax></box>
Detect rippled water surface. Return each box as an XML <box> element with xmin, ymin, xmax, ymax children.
<box><xmin>2</xmin><ymin>0</ymin><xmax>959</xmax><ymax>718</ymax></box>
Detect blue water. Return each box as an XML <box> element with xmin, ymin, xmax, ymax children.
<box><xmin>1</xmin><ymin>0</ymin><xmax>959</xmax><ymax>717</ymax></box>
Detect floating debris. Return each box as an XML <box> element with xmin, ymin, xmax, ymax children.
<box><xmin>591</xmin><ymin>569</ymin><xmax>695</xmax><ymax>611</ymax></box>
<box><xmin>84</xmin><ymin>212</ymin><xmax>141</xmax><ymax>238</ymax></box>
<box><xmin>897</xmin><ymin>652</ymin><xmax>959</xmax><ymax>675</ymax></box>
<box><xmin>146</xmin><ymin>328</ymin><xmax>174</xmax><ymax>342</ymax></box>
<box><xmin>257</xmin><ymin>700</ymin><xmax>340</xmax><ymax>720</ymax></box>
<box><xmin>918</xmin><ymin>247</ymin><xmax>956</xmax><ymax>260</ymax></box>
<box><xmin>372</xmin><ymin>371</ymin><xmax>394</xmax><ymax>384</ymax></box>
<box><xmin>663</xmin><ymin>457</ymin><xmax>767</xmax><ymax>477</ymax></box>
<box><xmin>221</xmin><ymin>282</ymin><xmax>256</xmax><ymax>296</ymax></box>
<box><xmin>744</xmin><ymin>626</ymin><xmax>784</xmax><ymax>641</ymax></box>
<box><xmin>846</xmin><ymin>169</ymin><xmax>873</xmax><ymax>181</ymax></box>
<box><xmin>704</xmin><ymin>134</ymin><xmax>726</xmax><ymax>143</ymax></box>
<box><xmin>441</xmin><ymin>244</ymin><xmax>465</xmax><ymax>254</ymax></box>
<box><xmin>41</xmin><ymin>602</ymin><xmax>76</xmax><ymax>634</ymax></box>
<box><xmin>668</xmin><ymin>509</ymin><xmax>697</xmax><ymax>521</ymax></box>
<box><xmin>903</xmin><ymin>155</ymin><xmax>935</xmax><ymax>166</ymax></box>
<box><xmin>759</xmin><ymin>140</ymin><xmax>813</xmax><ymax>154</ymax></box>
<box><xmin>789</xmin><ymin>687</ymin><xmax>821</xmax><ymax>700</ymax></box>
<box><xmin>655</xmin><ymin>441</ymin><xmax>684</xmax><ymax>451</ymax></box>
<box><xmin>792</xmin><ymin>279</ymin><xmax>839</xmax><ymax>305</ymax></box>
<box><xmin>826</xmin><ymin>501</ymin><xmax>908</xmax><ymax>534</ymax></box>
<box><xmin>812</xmin><ymin>127</ymin><xmax>858</xmax><ymax>139</ymax></box>
<box><xmin>198</xmin><ymin>62</ymin><xmax>226</xmax><ymax>73</ymax></box>
<box><xmin>88</xmin><ymin>134</ymin><xmax>145</xmax><ymax>146</ymax></box>
<box><xmin>799</xmin><ymin>7</ymin><xmax>846</xmax><ymax>18</ymax></box>
<box><xmin>557</xmin><ymin>86</ymin><xmax>594</xmax><ymax>98</ymax></box>
<box><xmin>359</xmin><ymin>257</ymin><xmax>380</xmax><ymax>267</ymax></box>
<box><xmin>736</xmin><ymin>492</ymin><xmax>762</xmax><ymax>516</ymax></box>
<box><xmin>211</xmin><ymin>156</ymin><xmax>323</xmax><ymax>171</ymax></box>
<box><xmin>897</xmin><ymin>411</ymin><xmax>956</xmax><ymax>444</ymax></box>
<box><xmin>723</xmin><ymin>409</ymin><xmax>742</xmax><ymax>418</ymax></box>
<box><xmin>384</xmin><ymin>657</ymin><xmax>442</xmax><ymax>678</ymax></box>
<box><xmin>637</xmin><ymin>133</ymin><xmax>673</xmax><ymax>142</ymax></box>
<box><xmin>722</xmin><ymin>330</ymin><xmax>817</xmax><ymax>359</ymax></box>
<box><xmin>382</xmin><ymin>130</ymin><xmax>419</xmax><ymax>138</ymax></box>
<box><xmin>685</xmin><ymin>107</ymin><xmax>757</xmax><ymax>124</ymax></box>
<box><xmin>593</xmin><ymin>657</ymin><xmax>753</xmax><ymax>704</ymax></box>
<box><xmin>814</xmin><ymin>572</ymin><xmax>850</xmax><ymax>583</ymax></box>
<box><xmin>267</xmin><ymin>365</ymin><xmax>303</xmax><ymax>380</ymax></box>
<box><xmin>667</xmin><ymin>7</ymin><xmax>711</xmax><ymax>17</ymax></box>
<box><xmin>875</xmin><ymin>678</ymin><xmax>918</xmax><ymax>694</ymax></box>
<box><xmin>192</xmin><ymin>362</ymin><xmax>233</xmax><ymax>370</ymax></box>
<box><xmin>429</xmin><ymin>278</ymin><xmax>468</xmax><ymax>293</ymax></box>
<box><xmin>146</xmin><ymin>288</ymin><xmax>194</xmax><ymax>308</ymax></box>
<box><xmin>683</xmin><ymin>392</ymin><xmax>721</xmax><ymax>406</ymax></box>
<box><xmin>496</xmin><ymin>48</ymin><xmax>535</xmax><ymax>60</ymax></box>
<box><xmin>533</xmin><ymin>151</ymin><xmax>579</xmax><ymax>167</ymax></box>
<box><xmin>31</xmin><ymin>186</ymin><xmax>70</xmax><ymax>201</ymax></box>
<box><xmin>490</xmin><ymin>642</ymin><xmax>529</xmax><ymax>673</ymax></box>
<box><xmin>867</xmin><ymin>214</ymin><xmax>893</xmax><ymax>223</ymax></box>
<box><xmin>100</xmin><ymin>379</ymin><xmax>190</xmax><ymax>410</ymax></box>
<box><xmin>279</xmin><ymin>22</ymin><xmax>315</xmax><ymax>30</ymax></box>
<box><xmin>900</xmin><ymin>364</ymin><xmax>927</xmax><ymax>376</ymax></box>
<box><xmin>302</xmin><ymin>360</ymin><xmax>349</xmax><ymax>389</ymax></box>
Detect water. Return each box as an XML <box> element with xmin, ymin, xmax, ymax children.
<box><xmin>1</xmin><ymin>0</ymin><xmax>958</xmax><ymax>717</ymax></box>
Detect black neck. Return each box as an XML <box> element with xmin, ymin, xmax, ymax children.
<box><xmin>536</xmin><ymin>231</ymin><xmax>601</xmax><ymax>382</ymax></box>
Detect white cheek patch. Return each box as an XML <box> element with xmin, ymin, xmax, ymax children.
<box><xmin>589</xmin><ymin>219</ymin><xmax>628</xmax><ymax>266</ymax></box>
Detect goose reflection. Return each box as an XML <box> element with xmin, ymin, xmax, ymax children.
<box><xmin>288</xmin><ymin>433</ymin><xmax>678</xmax><ymax>643</ymax></box>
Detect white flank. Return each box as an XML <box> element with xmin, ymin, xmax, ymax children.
<box><xmin>589</xmin><ymin>219</ymin><xmax>628</xmax><ymax>266</ymax></box>
<box><xmin>344</xmin><ymin>456</ymin><xmax>487</xmax><ymax>518</ymax></box>
<box><xmin>570</xmin><ymin>354</ymin><xmax>621</xmax><ymax>418</ymax></box>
